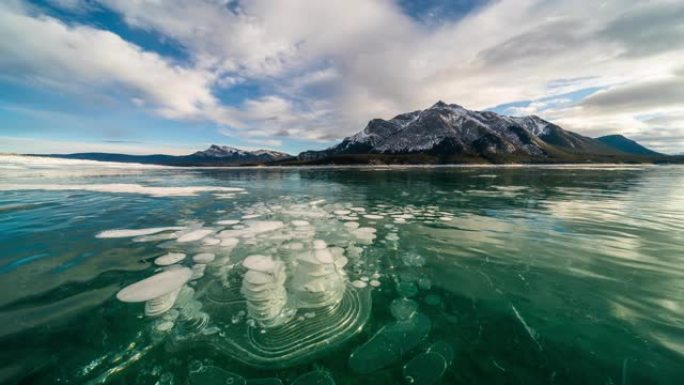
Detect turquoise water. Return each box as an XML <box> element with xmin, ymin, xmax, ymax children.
<box><xmin>1</xmin><ymin>156</ymin><xmax>683</xmax><ymax>384</ymax></box>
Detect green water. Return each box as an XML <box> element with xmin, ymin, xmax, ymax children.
<box><xmin>1</xmin><ymin>157</ymin><xmax>683</xmax><ymax>384</ymax></box>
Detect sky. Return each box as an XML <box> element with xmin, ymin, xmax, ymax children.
<box><xmin>0</xmin><ymin>0</ymin><xmax>683</xmax><ymax>155</ymax></box>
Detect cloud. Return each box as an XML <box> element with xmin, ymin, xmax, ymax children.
<box><xmin>2</xmin><ymin>0</ymin><xmax>683</xmax><ymax>153</ymax></box>
<box><xmin>0</xmin><ymin>1</ymin><xmax>241</xmax><ymax>126</ymax></box>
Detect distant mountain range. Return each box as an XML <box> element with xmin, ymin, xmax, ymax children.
<box><xmin>45</xmin><ymin>145</ymin><xmax>291</xmax><ymax>166</ymax></box>
<box><xmin>294</xmin><ymin>101</ymin><xmax>667</xmax><ymax>164</ymax></box>
<box><xmin>41</xmin><ymin>101</ymin><xmax>676</xmax><ymax>166</ymax></box>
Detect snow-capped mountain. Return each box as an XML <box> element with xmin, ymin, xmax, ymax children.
<box><xmin>192</xmin><ymin>145</ymin><xmax>290</xmax><ymax>161</ymax></box>
<box><xmin>299</xmin><ymin>101</ymin><xmax>623</xmax><ymax>162</ymax></box>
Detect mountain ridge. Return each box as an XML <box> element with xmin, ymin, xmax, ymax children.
<box><xmin>37</xmin><ymin>101</ymin><xmax>673</xmax><ymax>166</ymax></box>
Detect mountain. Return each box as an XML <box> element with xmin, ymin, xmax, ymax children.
<box><xmin>45</xmin><ymin>145</ymin><xmax>292</xmax><ymax>166</ymax></box>
<box><xmin>295</xmin><ymin>101</ymin><xmax>659</xmax><ymax>164</ymax></box>
<box><xmin>596</xmin><ymin>135</ymin><xmax>662</xmax><ymax>156</ymax></box>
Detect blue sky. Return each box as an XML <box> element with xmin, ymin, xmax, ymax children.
<box><xmin>1</xmin><ymin>0</ymin><xmax>683</xmax><ymax>155</ymax></box>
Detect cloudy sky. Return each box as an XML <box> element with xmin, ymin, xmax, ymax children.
<box><xmin>1</xmin><ymin>0</ymin><xmax>682</xmax><ymax>155</ymax></box>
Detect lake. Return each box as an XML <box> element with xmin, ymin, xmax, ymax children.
<box><xmin>1</xmin><ymin>155</ymin><xmax>683</xmax><ymax>384</ymax></box>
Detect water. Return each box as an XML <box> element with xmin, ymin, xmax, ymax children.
<box><xmin>1</xmin><ymin>155</ymin><xmax>683</xmax><ymax>384</ymax></box>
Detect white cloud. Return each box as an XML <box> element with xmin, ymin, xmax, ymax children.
<box><xmin>2</xmin><ymin>0</ymin><xmax>683</xmax><ymax>153</ymax></box>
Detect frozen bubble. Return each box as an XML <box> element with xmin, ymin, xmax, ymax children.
<box><xmin>314</xmin><ymin>248</ymin><xmax>335</xmax><ymax>264</ymax></box>
<box><xmin>417</xmin><ymin>278</ymin><xmax>432</xmax><ymax>290</ymax></box>
<box><xmin>244</xmin><ymin>270</ymin><xmax>274</xmax><ymax>285</ymax></box>
<box><xmin>217</xmin><ymin>219</ymin><xmax>240</xmax><ymax>226</ymax></box>
<box><xmin>350</xmin><ymin>207</ymin><xmax>366</xmax><ymax>212</ymax></box>
<box><xmin>191</xmin><ymin>264</ymin><xmax>207</xmax><ymax>280</ymax></box>
<box><xmin>369</xmin><ymin>280</ymin><xmax>381</xmax><ymax>287</ymax></box>
<box><xmin>348</xmin><ymin>313</ymin><xmax>431</xmax><ymax>373</ymax></box>
<box><xmin>309</xmin><ymin>199</ymin><xmax>326</xmax><ymax>206</ymax></box>
<box><xmin>427</xmin><ymin>341</ymin><xmax>454</xmax><ymax>365</ymax></box>
<box><xmin>363</xmin><ymin>214</ymin><xmax>384</xmax><ymax>220</ymax></box>
<box><xmin>439</xmin><ymin>217</ymin><xmax>453</xmax><ymax>222</ymax></box>
<box><xmin>424</xmin><ymin>294</ymin><xmax>442</xmax><ymax>306</ymax></box>
<box><xmin>402</xmin><ymin>252</ymin><xmax>425</xmax><ymax>267</ymax></box>
<box><xmin>221</xmin><ymin>237</ymin><xmax>239</xmax><ymax>248</ymax></box>
<box><xmin>371</xmin><ymin>273</ymin><xmax>380</xmax><ymax>279</ymax></box>
<box><xmin>334</xmin><ymin>256</ymin><xmax>349</xmax><ymax>269</ymax></box>
<box><xmin>282</xmin><ymin>242</ymin><xmax>304</xmax><ymax>250</ymax></box>
<box><xmin>313</xmin><ymin>239</ymin><xmax>328</xmax><ymax>250</ymax></box>
<box><xmin>96</xmin><ymin>226</ymin><xmax>185</xmax><ymax>239</ymax></box>
<box><xmin>155</xmin><ymin>252</ymin><xmax>186</xmax><ymax>266</ymax></box>
<box><xmin>243</xmin><ymin>255</ymin><xmax>277</xmax><ymax>273</ymax></box>
<box><xmin>390</xmin><ymin>298</ymin><xmax>418</xmax><ymax>321</ymax></box>
<box><xmin>352</xmin><ymin>280</ymin><xmax>368</xmax><ymax>288</ymax></box>
<box><xmin>291</xmin><ymin>370</ymin><xmax>335</xmax><ymax>385</ymax></box>
<box><xmin>189</xmin><ymin>365</ymin><xmax>247</xmax><ymax>385</ymax></box>
<box><xmin>193</xmin><ymin>253</ymin><xmax>215</xmax><ymax>264</ymax></box>
<box><xmin>201</xmin><ymin>237</ymin><xmax>221</xmax><ymax>246</ymax></box>
<box><xmin>360</xmin><ymin>277</ymin><xmax>370</xmax><ymax>282</ymax></box>
<box><xmin>117</xmin><ymin>268</ymin><xmax>192</xmax><ymax>314</ymax></box>
<box><xmin>292</xmin><ymin>220</ymin><xmax>311</xmax><ymax>227</ymax></box>
<box><xmin>156</xmin><ymin>321</ymin><xmax>175</xmax><ymax>332</ymax></box>
<box><xmin>333</xmin><ymin>209</ymin><xmax>351</xmax><ymax>215</ymax></box>
<box><xmin>386</xmin><ymin>233</ymin><xmax>399</xmax><ymax>242</ymax></box>
<box><xmin>402</xmin><ymin>352</ymin><xmax>447</xmax><ymax>385</ymax></box>
<box><xmin>396</xmin><ymin>281</ymin><xmax>419</xmax><ymax>297</ymax></box>
<box><xmin>394</xmin><ymin>218</ymin><xmax>406</xmax><ymax>224</ymax></box>
<box><xmin>177</xmin><ymin>229</ymin><xmax>213</xmax><ymax>243</ymax></box>
<box><xmin>344</xmin><ymin>221</ymin><xmax>360</xmax><ymax>230</ymax></box>
<box><xmin>242</xmin><ymin>214</ymin><xmax>262</xmax><ymax>219</ymax></box>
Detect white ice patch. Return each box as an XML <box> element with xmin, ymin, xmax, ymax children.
<box><xmin>177</xmin><ymin>229</ymin><xmax>213</xmax><ymax>243</ymax></box>
<box><xmin>216</xmin><ymin>220</ymin><xmax>240</xmax><ymax>226</ymax></box>
<box><xmin>96</xmin><ymin>227</ymin><xmax>185</xmax><ymax>239</ymax></box>
<box><xmin>0</xmin><ymin>183</ymin><xmax>245</xmax><ymax>197</ymax></box>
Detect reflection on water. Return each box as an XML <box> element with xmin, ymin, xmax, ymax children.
<box><xmin>1</xmin><ymin>156</ymin><xmax>683</xmax><ymax>384</ymax></box>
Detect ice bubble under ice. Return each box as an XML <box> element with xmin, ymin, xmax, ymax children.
<box><xmin>217</xmin><ymin>219</ymin><xmax>240</xmax><ymax>226</ymax></box>
<box><xmin>189</xmin><ymin>365</ymin><xmax>247</xmax><ymax>385</ymax></box>
<box><xmin>154</xmin><ymin>252</ymin><xmax>186</xmax><ymax>266</ymax></box>
<box><xmin>352</xmin><ymin>280</ymin><xmax>367</xmax><ymax>288</ymax></box>
<box><xmin>291</xmin><ymin>370</ymin><xmax>335</xmax><ymax>385</ymax></box>
<box><xmin>116</xmin><ymin>268</ymin><xmax>192</xmax><ymax>316</ymax></box>
<box><xmin>192</xmin><ymin>253</ymin><xmax>215</xmax><ymax>264</ymax></box>
<box><xmin>348</xmin><ymin>313</ymin><xmax>431</xmax><ymax>373</ymax></box>
<box><xmin>390</xmin><ymin>298</ymin><xmax>418</xmax><ymax>321</ymax></box>
<box><xmin>426</xmin><ymin>341</ymin><xmax>454</xmax><ymax>365</ymax></box>
<box><xmin>177</xmin><ymin>229</ymin><xmax>213</xmax><ymax>243</ymax></box>
<box><xmin>96</xmin><ymin>226</ymin><xmax>185</xmax><ymax>239</ymax></box>
<box><xmin>402</xmin><ymin>352</ymin><xmax>447</xmax><ymax>385</ymax></box>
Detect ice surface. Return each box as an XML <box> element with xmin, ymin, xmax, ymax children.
<box><xmin>0</xmin><ymin>183</ymin><xmax>244</xmax><ymax>197</ymax></box>
<box><xmin>96</xmin><ymin>227</ymin><xmax>185</xmax><ymax>238</ymax></box>
<box><xmin>189</xmin><ymin>366</ymin><xmax>247</xmax><ymax>385</ymax></box>
<box><xmin>427</xmin><ymin>341</ymin><xmax>454</xmax><ymax>364</ymax></box>
<box><xmin>291</xmin><ymin>370</ymin><xmax>335</xmax><ymax>385</ymax></box>
<box><xmin>348</xmin><ymin>313</ymin><xmax>431</xmax><ymax>373</ymax></box>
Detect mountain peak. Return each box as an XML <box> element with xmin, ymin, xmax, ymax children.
<box><xmin>596</xmin><ymin>134</ymin><xmax>662</xmax><ymax>156</ymax></box>
<box><xmin>430</xmin><ymin>100</ymin><xmax>464</xmax><ymax>110</ymax></box>
<box><xmin>193</xmin><ymin>145</ymin><xmax>291</xmax><ymax>159</ymax></box>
